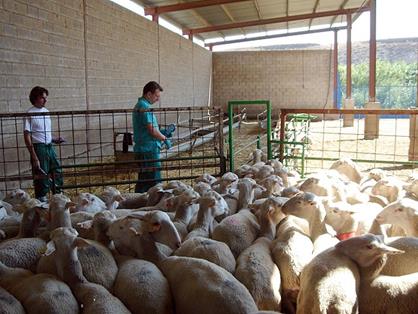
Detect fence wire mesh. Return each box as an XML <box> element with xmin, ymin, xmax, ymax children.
<box><xmin>0</xmin><ymin>107</ymin><xmax>226</xmax><ymax>197</ymax></box>
<box><xmin>275</xmin><ymin>108</ymin><xmax>418</xmax><ymax>178</ymax></box>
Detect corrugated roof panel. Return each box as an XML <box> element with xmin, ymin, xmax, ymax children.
<box><xmin>309</xmin><ymin>16</ymin><xmax>339</xmax><ymax>27</ymax></box>
<box><xmin>219</xmin><ymin>2</ymin><xmax>260</xmax><ymax>21</ymax></box>
<box><xmin>194</xmin><ymin>6</ymin><xmax>233</xmax><ymax>24</ymax></box>
<box><xmin>317</xmin><ymin>0</ymin><xmax>343</xmax><ymax>11</ymax></box>
<box><xmin>289</xmin><ymin>0</ymin><xmax>317</xmax><ymax>15</ymax></box>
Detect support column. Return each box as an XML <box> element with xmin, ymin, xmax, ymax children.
<box><xmin>333</xmin><ymin>30</ymin><xmax>338</xmax><ymax>109</ymax></box>
<box><xmin>408</xmin><ymin>77</ymin><xmax>418</xmax><ymax>160</ymax></box>
<box><xmin>188</xmin><ymin>33</ymin><xmax>193</xmax><ymax>41</ymax></box>
<box><xmin>152</xmin><ymin>14</ymin><xmax>159</xmax><ymax>23</ymax></box>
<box><xmin>343</xmin><ymin>13</ymin><xmax>354</xmax><ymax>127</ymax></box>
<box><xmin>364</xmin><ymin>0</ymin><xmax>379</xmax><ymax>140</ymax></box>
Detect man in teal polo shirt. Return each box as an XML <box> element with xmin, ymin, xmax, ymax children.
<box><xmin>133</xmin><ymin>81</ymin><xmax>171</xmax><ymax>193</ymax></box>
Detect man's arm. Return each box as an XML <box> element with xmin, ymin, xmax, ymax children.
<box><xmin>24</xmin><ymin>130</ymin><xmax>40</xmax><ymax>170</ymax></box>
<box><xmin>146</xmin><ymin>124</ymin><xmax>166</xmax><ymax>141</ymax></box>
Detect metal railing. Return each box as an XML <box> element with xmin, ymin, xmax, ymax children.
<box><xmin>276</xmin><ymin>108</ymin><xmax>418</xmax><ymax>178</ymax></box>
<box><xmin>0</xmin><ymin>107</ymin><xmax>226</xmax><ymax>195</ymax></box>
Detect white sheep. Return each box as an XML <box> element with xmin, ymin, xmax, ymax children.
<box><xmin>234</xmin><ymin>205</ymin><xmax>283</xmax><ymax>311</ymax></box>
<box><xmin>297</xmin><ymin>237</ymin><xmax>367</xmax><ymax>314</ymax></box>
<box><xmin>335</xmin><ymin>234</ymin><xmax>418</xmax><ymax>314</ymax></box>
<box><xmin>193</xmin><ymin>181</ymin><xmax>212</xmax><ymax>196</ymax></box>
<box><xmin>380</xmin><ymin>236</ymin><xmax>418</xmax><ymax>276</ymax></box>
<box><xmin>298</xmin><ymin>173</ymin><xmax>346</xmax><ymax>203</ymax></box>
<box><xmin>211</xmin><ymin>172</ymin><xmax>239</xmax><ymax>194</ymax></box>
<box><xmin>45</xmin><ymin>227</ymin><xmax>130</xmax><ymax>313</ymax></box>
<box><xmin>282</xmin><ymin>192</ymin><xmax>338</xmax><ymax>254</ymax></box>
<box><xmin>330</xmin><ymin>157</ymin><xmax>363</xmax><ymax>183</ymax></box>
<box><xmin>323</xmin><ymin>200</ymin><xmax>383</xmax><ymax>238</ymax></box>
<box><xmin>113</xmin><ymin>255</ymin><xmax>174</xmax><ymax>314</ymax></box>
<box><xmin>271</xmin><ymin>216</ymin><xmax>313</xmax><ymax>314</ymax></box>
<box><xmin>0</xmin><ymin>237</ymin><xmax>46</xmax><ymax>271</ymax></box>
<box><xmin>194</xmin><ymin>173</ymin><xmax>217</xmax><ymax>185</ymax></box>
<box><xmin>0</xmin><ymin>260</ymin><xmax>78</xmax><ymax>313</ymax></box>
<box><xmin>170</xmin><ymin>190</ymin><xmax>200</xmax><ymax>240</ymax></box>
<box><xmin>109</xmin><ymin>210</ymin><xmax>181</xmax><ymax>260</ymax></box>
<box><xmin>3</xmin><ymin>189</ymin><xmax>31</xmax><ymax>212</ymax></box>
<box><xmin>74</xmin><ymin>192</ymin><xmax>107</xmax><ymax>214</ymax></box>
<box><xmin>174</xmin><ymin>236</ymin><xmax>236</xmax><ymax>273</ymax></box>
<box><xmin>0</xmin><ymin>285</ymin><xmax>25</xmax><ymax>313</ymax></box>
<box><xmin>371</xmin><ymin>177</ymin><xmax>405</xmax><ymax>203</ymax></box>
<box><xmin>259</xmin><ymin>175</ymin><xmax>284</xmax><ymax>198</ymax></box>
<box><xmin>36</xmin><ymin>235</ymin><xmax>118</xmax><ymax>291</ymax></box>
<box><xmin>212</xmin><ymin>209</ymin><xmax>260</xmax><ymax>258</ymax></box>
<box><xmin>185</xmin><ymin>192</ymin><xmax>227</xmax><ymax>241</ymax></box>
<box><xmin>235</xmin><ymin>236</ymin><xmax>282</xmax><ymax>312</ymax></box>
<box><xmin>118</xmin><ymin>192</ymin><xmax>148</xmax><ymax>209</ymax></box>
<box><xmin>99</xmin><ymin>186</ymin><xmax>125</xmax><ymax>210</ymax></box>
<box><xmin>375</xmin><ymin>198</ymin><xmax>418</xmax><ymax>236</ymax></box>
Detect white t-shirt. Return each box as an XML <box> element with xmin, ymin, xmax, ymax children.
<box><xmin>23</xmin><ymin>107</ymin><xmax>52</xmax><ymax>144</ymax></box>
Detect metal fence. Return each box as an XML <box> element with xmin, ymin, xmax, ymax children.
<box><xmin>0</xmin><ymin>107</ymin><xmax>226</xmax><ymax>196</ymax></box>
<box><xmin>275</xmin><ymin>108</ymin><xmax>418</xmax><ymax>178</ymax></box>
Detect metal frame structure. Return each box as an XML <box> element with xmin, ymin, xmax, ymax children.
<box><xmin>0</xmin><ymin>107</ymin><xmax>226</xmax><ymax>194</ymax></box>
<box><xmin>277</xmin><ymin>108</ymin><xmax>418</xmax><ymax>177</ymax></box>
<box><xmin>227</xmin><ymin>100</ymin><xmax>272</xmax><ymax>171</ymax></box>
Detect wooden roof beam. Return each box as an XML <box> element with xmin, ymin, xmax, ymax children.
<box><xmin>184</xmin><ymin>6</ymin><xmax>369</xmax><ymax>35</ymax></box>
<box><xmin>145</xmin><ymin>0</ymin><xmax>248</xmax><ymax>15</ymax></box>
<box><xmin>206</xmin><ymin>26</ymin><xmax>346</xmax><ymax>47</ymax></box>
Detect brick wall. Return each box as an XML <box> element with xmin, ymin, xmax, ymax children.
<box><xmin>0</xmin><ymin>0</ymin><xmax>212</xmax><ymax>186</ymax></box>
<box><xmin>0</xmin><ymin>0</ymin><xmax>212</xmax><ymax>114</ymax></box>
<box><xmin>212</xmin><ymin>50</ymin><xmax>334</xmax><ymax>117</ymax></box>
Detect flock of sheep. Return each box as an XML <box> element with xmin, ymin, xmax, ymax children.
<box><xmin>0</xmin><ymin>150</ymin><xmax>417</xmax><ymax>314</ymax></box>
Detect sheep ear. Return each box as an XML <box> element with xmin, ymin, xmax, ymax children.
<box><xmin>255</xmin><ymin>184</ymin><xmax>266</xmax><ymax>191</ymax></box>
<box><xmin>115</xmin><ymin>195</ymin><xmax>125</xmax><ymax>202</ymax></box>
<box><xmin>80</xmin><ymin>199</ymin><xmax>89</xmax><ymax>206</ymax></box>
<box><xmin>74</xmin><ymin>237</ymin><xmax>90</xmax><ymax>249</ymax></box>
<box><xmin>77</xmin><ymin>220</ymin><xmax>93</xmax><ymax>229</ymax></box>
<box><xmin>66</xmin><ymin>201</ymin><xmax>77</xmax><ymax>209</ymax></box>
<box><xmin>149</xmin><ymin>222</ymin><xmax>161</xmax><ymax>233</ymax></box>
<box><xmin>44</xmin><ymin>241</ymin><xmax>56</xmax><ymax>256</ymax></box>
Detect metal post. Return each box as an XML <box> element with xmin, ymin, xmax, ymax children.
<box><xmin>333</xmin><ymin>30</ymin><xmax>338</xmax><ymax>108</ymax></box>
<box><xmin>279</xmin><ymin>110</ymin><xmax>286</xmax><ymax>162</ymax></box>
<box><xmin>346</xmin><ymin>14</ymin><xmax>352</xmax><ymax>99</ymax></box>
<box><xmin>266</xmin><ymin>100</ymin><xmax>272</xmax><ymax>160</ymax></box>
<box><xmin>228</xmin><ymin>102</ymin><xmax>234</xmax><ymax>171</ymax></box>
<box><xmin>369</xmin><ymin>0</ymin><xmax>377</xmax><ymax>102</ymax></box>
<box><xmin>152</xmin><ymin>14</ymin><xmax>159</xmax><ymax>23</ymax></box>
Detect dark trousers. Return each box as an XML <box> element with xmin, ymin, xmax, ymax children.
<box><xmin>33</xmin><ymin>143</ymin><xmax>63</xmax><ymax>198</ymax></box>
<box><xmin>135</xmin><ymin>151</ymin><xmax>161</xmax><ymax>193</ymax></box>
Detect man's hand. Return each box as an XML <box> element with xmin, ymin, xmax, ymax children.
<box><xmin>52</xmin><ymin>136</ymin><xmax>66</xmax><ymax>144</ymax></box>
<box><xmin>163</xmin><ymin>139</ymin><xmax>172</xmax><ymax>150</ymax></box>
<box><xmin>160</xmin><ymin>124</ymin><xmax>176</xmax><ymax>138</ymax></box>
<box><xmin>32</xmin><ymin>158</ymin><xmax>42</xmax><ymax>171</ymax></box>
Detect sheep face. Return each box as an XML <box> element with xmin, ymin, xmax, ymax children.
<box><xmin>4</xmin><ymin>189</ymin><xmax>30</xmax><ymax>206</ymax></box>
<box><xmin>281</xmin><ymin>192</ymin><xmax>322</xmax><ymax>221</ymax></box>
<box><xmin>376</xmin><ymin>199</ymin><xmax>418</xmax><ymax>227</ymax></box>
<box><xmin>194</xmin><ymin>174</ymin><xmax>217</xmax><ymax>185</ymax></box>
<box><xmin>335</xmin><ymin>234</ymin><xmax>404</xmax><ymax>267</ymax></box>
<box><xmin>142</xmin><ymin>211</ymin><xmax>181</xmax><ymax>250</ymax></box>
<box><xmin>194</xmin><ymin>182</ymin><xmax>212</xmax><ymax>196</ymax></box>
<box><xmin>324</xmin><ymin>202</ymin><xmax>358</xmax><ymax>233</ymax></box>
<box><xmin>101</xmin><ymin>187</ymin><xmax>125</xmax><ymax>210</ymax></box>
<box><xmin>74</xmin><ymin>193</ymin><xmax>107</xmax><ymax>213</ymax></box>
<box><xmin>50</xmin><ymin>194</ymin><xmax>75</xmax><ymax>212</ymax></box>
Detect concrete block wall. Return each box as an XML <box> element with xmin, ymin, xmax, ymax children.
<box><xmin>0</xmin><ymin>0</ymin><xmax>212</xmax><ymax>185</ymax></box>
<box><xmin>213</xmin><ymin>50</ymin><xmax>334</xmax><ymax>117</ymax></box>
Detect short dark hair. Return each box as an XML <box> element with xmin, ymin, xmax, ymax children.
<box><xmin>143</xmin><ymin>81</ymin><xmax>163</xmax><ymax>95</ymax></box>
<box><xmin>29</xmin><ymin>86</ymin><xmax>49</xmax><ymax>105</ymax></box>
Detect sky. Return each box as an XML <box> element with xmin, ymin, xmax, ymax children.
<box><xmin>110</xmin><ymin>0</ymin><xmax>418</xmax><ymax>51</ymax></box>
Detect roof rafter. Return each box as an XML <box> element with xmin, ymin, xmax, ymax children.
<box><xmin>206</xmin><ymin>26</ymin><xmax>346</xmax><ymax>47</ymax></box>
<box><xmin>308</xmin><ymin>0</ymin><xmax>321</xmax><ymax>29</ymax></box>
<box><xmin>330</xmin><ymin>0</ymin><xmax>350</xmax><ymax>26</ymax></box>
<box><xmin>144</xmin><ymin>0</ymin><xmax>249</xmax><ymax>15</ymax></box>
<box><xmin>220</xmin><ymin>3</ymin><xmax>247</xmax><ymax>36</ymax></box>
<box><xmin>184</xmin><ymin>6</ymin><xmax>370</xmax><ymax>35</ymax></box>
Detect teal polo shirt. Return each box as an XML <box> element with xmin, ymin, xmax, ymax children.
<box><xmin>132</xmin><ymin>97</ymin><xmax>161</xmax><ymax>153</ymax></box>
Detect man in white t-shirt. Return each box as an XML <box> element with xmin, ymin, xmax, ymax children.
<box><xmin>23</xmin><ymin>86</ymin><xmax>65</xmax><ymax>202</ymax></box>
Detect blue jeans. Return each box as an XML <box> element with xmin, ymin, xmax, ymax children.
<box><xmin>135</xmin><ymin>151</ymin><xmax>161</xmax><ymax>193</ymax></box>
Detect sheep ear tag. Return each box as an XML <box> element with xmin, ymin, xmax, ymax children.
<box><xmin>43</xmin><ymin>241</ymin><xmax>56</xmax><ymax>256</ymax></box>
